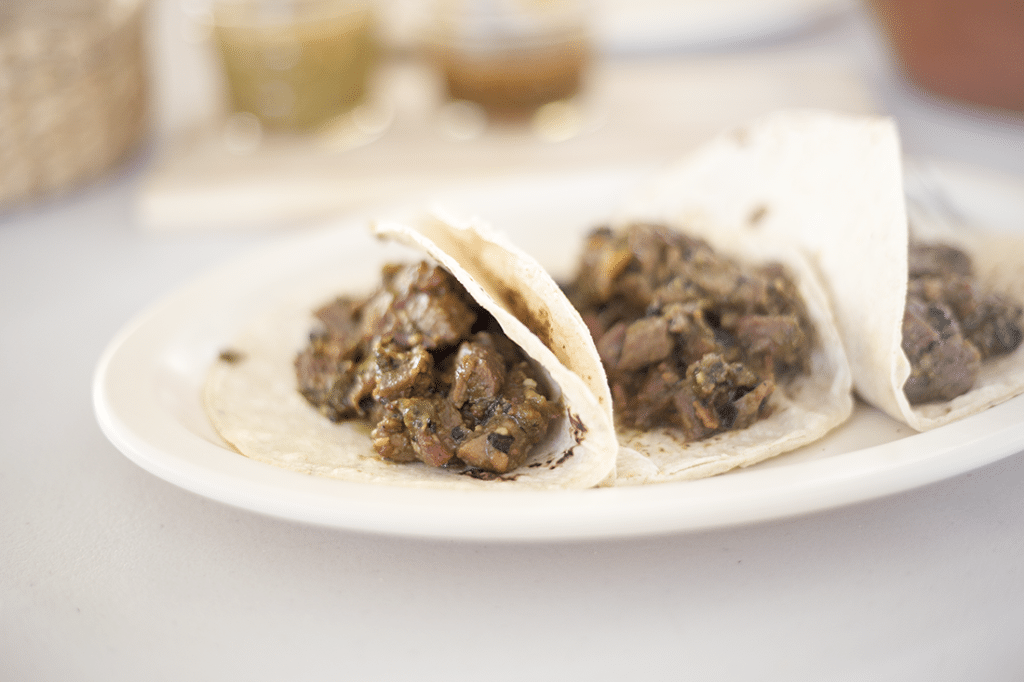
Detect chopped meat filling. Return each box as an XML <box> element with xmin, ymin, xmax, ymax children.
<box><xmin>295</xmin><ymin>261</ymin><xmax>561</xmax><ymax>473</ymax></box>
<box><xmin>565</xmin><ymin>222</ymin><xmax>813</xmax><ymax>441</ymax></box>
<box><xmin>902</xmin><ymin>242</ymin><xmax>1023</xmax><ymax>404</ymax></box>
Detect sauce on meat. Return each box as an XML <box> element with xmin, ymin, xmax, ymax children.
<box><xmin>564</xmin><ymin>222</ymin><xmax>813</xmax><ymax>441</ymax></box>
<box><xmin>294</xmin><ymin>261</ymin><xmax>561</xmax><ymax>473</ymax></box>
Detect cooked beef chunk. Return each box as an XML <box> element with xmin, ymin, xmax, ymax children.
<box><xmin>296</xmin><ymin>261</ymin><xmax>561</xmax><ymax>474</ymax></box>
<box><xmin>313</xmin><ymin>297</ymin><xmax>364</xmax><ymax>357</ymax></box>
<box><xmin>688</xmin><ymin>353</ymin><xmax>774</xmax><ymax>432</ymax></box>
<box><xmin>373</xmin><ymin>341</ymin><xmax>434</xmax><ymax>401</ymax></box>
<box><xmin>370</xmin><ymin>410</ymin><xmax>419</xmax><ymax>463</ymax></box>
<box><xmin>361</xmin><ymin>261</ymin><xmax>478</xmax><ymax>349</ymax></box>
<box><xmin>909</xmin><ymin>274</ymin><xmax>1023</xmax><ymax>360</ymax></box>
<box><xmin>449</xmin><ymin>333</ymin><xmax>508</xmax><ymax>412</ymax></box>
<box><xmin>384</xmin><ymin>396</ymin><xmax>466</xmax><ymax>467</ymax></box>
<box><xmin>565</xmin><ymin>222</ymin><xmax>811</xmax><ymax>441</ymax></box>
<box><xmin>661</xmin><ymin>302</ymin><xmax>719</xmax><ymax>365</ymax></box>
<box><xmin>617</xmin><ymin>317</ymin><xmax>674</xmax><ymax>371</ymax></box>
<box><xmin>902</xmin><ymin>298</ymin><xmax>981</xmax><ymax>403</ymax></box>
<box><xmin>903</xmin><ymin>242</ymin><xmax>1022</xmax><ymax>404</ymax></box>
<box><xmin>458</xmin><ymin>362</ymin><xmax>559</xmax><ymax>470</ymax></box>
<box><xmin>295</xmin><ymin>331</ymin><xmax>372</xmax><ymax>421</ymax></box>
<box><xmin>964</xmin><ymin>292</ymin><xmax>1024</xmax><ymax>358</ymax></box>
<box><xmin>733</xmin><ymin>313</ymin><xmax>808</xmax><ymax>377</ymax></box>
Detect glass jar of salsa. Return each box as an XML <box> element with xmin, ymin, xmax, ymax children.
<box><xmin>428</xmin><ymin>0</ymin><xmax>591</xmax><ymax>118</ymax></box>
<box><xmin>212</xmin><ymin>0</ymin><xmax>379</xmax><ymax>131</ymax></box>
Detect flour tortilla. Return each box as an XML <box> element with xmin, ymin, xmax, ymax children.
<box><xmin>620</xmin><ymin>108</ymin><xmax>1024</xmax><ymax>432</ymax></box>
<box><xmin>204</xmin><ymin>216</ymin><xmax>617</xmax><ymax>490</ymax></box>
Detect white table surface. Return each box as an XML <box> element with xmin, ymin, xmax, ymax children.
<box><xmin>4</xmin><ymin>5</ymin><xmax>1024</xmax><ymax>681</ymax></box>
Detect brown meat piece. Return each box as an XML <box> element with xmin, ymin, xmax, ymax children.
<box><xmin>687</xmin><ymin>354</ymin><xmax>774</xmax><ymax>434</ymax></box>
<box><xmin>314</xmin><ymin>297</ymin><xmax>364</xmax><ymax>358</ymax></box>
<box><xmin>620</xmin><ymin>354</ymin><xmax>775</xmax><ymax>441</ymax></box>
<box><xmin>902</xmin><ymin>297</ymin><xmax>981</xmax><ymax>404</ymax></box>
<box><xmin>295</xmin><ymin>334</ymin><xmax>345</xmax><ymax>414</ymax></box>
<box><xmin>297</xmin><ymin>261</ymin><xmax>562</xmax><ymax>474</ymax></box>
<box><xmin>393</xmin><ymin>397</ymin><xmax>465</xmax><ymax>467</ymax></box>
<box><xmin>902</xmin><ymin>242</ymin><xmax>1022</xmax><ymax>403</ymax></box>
<box><xmin>595</xmin><ymin>321</ymin><xmax>627</xmax><ymax>368</ymax></box>
<box><xmin>373</xmin><ymin>341</ymin><xmax>433</xmax><ymax>401</ymax></box>
<box><xmin>333</xmin><ymin>357</ymin><xmax>377</xmax><ymax>418</ymax></box>
<box><xmin>564</xmin><ymin>222</ymin><xmax>809</xmax><ymax>440</ymax></box>
<box><xmin>662</xmin><ymin>303</ymin><xmax>719</xmax><ymax>366</ymax></box>
<box><xmin>366</xmin><ymin>262</ymin><xmax>477</xmax><ymax>349</ymax></box>
<box><xmin>617</xmin><ymin>316</ymin><xmax>674</xmax><ymax>371</ymax></box>
<box><xmin>670</xmin><ymin>382</ymin><xmax>714</xmax><ymax>441</ymax></box>
<box><xmin>911</xmin><ymin>274</ymin><xmax>1023</xmax><ymax>359</ymax></box>
<box><xmin>370</xmin><ymin>409</ymin><xmax>418</xmax><ymax>463</ymax></box>
<box><xmin>453</xmin><ymin>361</ymin><xmax>559</xmax><ymax>472</ymax></box>
<box><xmin>614</xmin><ymin>362</ymin><xmax>680</xmax><ymax>430</ymax></box>
<box><xmin>449</xmin><ymin>334</ymin><xmax>508</xmax><ymax>413</ymax></box>
<box><xmin>731</xmin><ymin>379</ymin><xmax>775</xmax><ymax>430</ymax></box>
<box><xmin>732</xmin><ymin>313</ymin><xmax>809</xmax><ymax>376</ymax></box>
<box><xmin>295</xmin><ymin>332</ymin><xmax>373</xmax><ymax>421</ymax></box>
<box><xmin>456</xmin><ymin>420</ymin><xmax>526</xmax><ymax>473</ymax></box>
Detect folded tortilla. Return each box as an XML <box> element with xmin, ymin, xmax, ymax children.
<box><xmin>204</xmin><ymin>216</ymin><xmax>617</xmax><ymax>490</ymax></box>
<box><xmin>620</xmin><ymin>109</ymin><xmax>1024</xmax><ymax>431</ymax></box>
<box><xmin>592</xmin><ymin>225</ymin><xmax>854</xmax><ymax>484</ymax></box>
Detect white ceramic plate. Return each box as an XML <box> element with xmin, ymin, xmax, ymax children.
<box><xmin>93</xmin><ymin>166</ymin><xmax>1024</xmax><ymax>541</ymax></box>
<box><xmin>593</xmin><ymin>0</ymin><xmax>849</xmax><ymax>54</ymax></box>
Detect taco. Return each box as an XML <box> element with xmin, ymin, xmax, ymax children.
<box><xmin>561</xmin><ymin>220</ymin><xmax>853</xmax><ymax>484</ymax></box>
<box><xmin>621</xmin><ymin>109</ymin><xmax>1024</xmax><ymax>431</ymax></box>
<box><xmin>203</xmin><ymin>216</ymin><xmax>617</xmax><ymax>490</ymax></box>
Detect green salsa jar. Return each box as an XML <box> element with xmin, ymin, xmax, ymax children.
<box><xmin>213</xmin><ymin>0</ymin><xmax>378</xmax><ymax>131</ymax></box>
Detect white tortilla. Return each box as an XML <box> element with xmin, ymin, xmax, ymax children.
<box><xmin>620</xmin><ymin>108</ymin><xmax>1024</xmax><ymax>432</ymax></box>
<box><xmin>204</xmin><ymin>217</ymin><xmax>617</xmax><ymax>490</ymax></box>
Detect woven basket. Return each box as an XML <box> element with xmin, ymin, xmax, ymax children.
<box><xmin>0</xmin><ymin>0</ymin><xmax>149</xmax><ymax>210</ymax></box>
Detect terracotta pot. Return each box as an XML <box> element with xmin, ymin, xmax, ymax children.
<box><xmin>867</xmin><ymin>0</ymin><xmax>1024</xmax><ymax>112</ymax></box>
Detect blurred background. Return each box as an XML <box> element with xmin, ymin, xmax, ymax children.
<box><xmin>2</xmin><ymin>0</ymin><xmax>1023</xmax><ymax>229</ymax></box>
